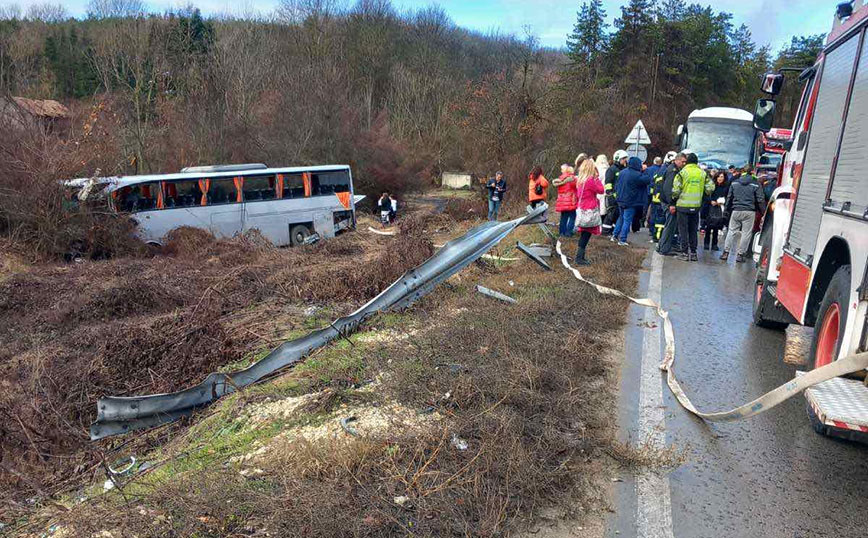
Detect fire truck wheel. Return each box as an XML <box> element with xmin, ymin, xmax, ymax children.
<box><xmin>809</xmin><ymin>265</ymin><xmax>851</xmax><ymax>370</ymax></box>
<box><xmin>752</xmin><ymin>230</ymin><xmax>789</xmax><ymax>330</ymax></box>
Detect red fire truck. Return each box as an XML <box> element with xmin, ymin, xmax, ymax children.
<box><xmin>751</xmin><ymin>0</ymin><xmax>868</xmax><ymax>440</ymax></box>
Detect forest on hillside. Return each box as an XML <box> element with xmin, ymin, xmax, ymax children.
<box><xmin>0</xmin><ymin>0</ymin><xmax>823</xmax><ymax>254</ymax></box>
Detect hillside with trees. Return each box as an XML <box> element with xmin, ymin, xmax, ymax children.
<box><xmin>0</xmin><ymin>0</ymin><xmax>823</xmax><ymax>256</ymax></box>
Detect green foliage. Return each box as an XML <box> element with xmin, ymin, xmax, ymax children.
<box><xmin>43</xmin><ymin>24</ymin><xmax>101</xmax><ymax>98</ymax></box>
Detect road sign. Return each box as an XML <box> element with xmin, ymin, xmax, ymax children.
<box><xmin>625</xmin><ymin>119</ymin><xmax>652</xmax><ymax>145</ymax></box>
<box><xmin>627</xmin><ymin>143</ymin><xmax>647</xmax><ymax>163</ymax></box>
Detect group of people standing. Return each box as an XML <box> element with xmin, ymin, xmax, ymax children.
<box><xmin>648</xmin><ymin>154</ymin><xmax>767</xmax><ymax>262</ymax></box>
<box><xmin>483</xmin><ymin>147</ymin><xmax>770</xmax><ymax>266</ymax></box>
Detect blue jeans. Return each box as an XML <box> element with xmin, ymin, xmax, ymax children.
<box><xmin>488</xmin><ymin>199</ymin><xmax>502</xmax><ymax>221</ymax></box>
<box><xmin>613</xmin><ymin>205</ymin><xmax>637</xmax><ymax>242</ymax></box>
<box><xmin>559</xmin><ymin>210</ymin><xmax>576</xmax><ymax>236</ymax></box>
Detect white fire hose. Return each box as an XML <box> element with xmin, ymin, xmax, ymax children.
<box><xmin>554</xmin><ymin>240</ymin><xmax>868</xmax><ymax>421</ymax></box>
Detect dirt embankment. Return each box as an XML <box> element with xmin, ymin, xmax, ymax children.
<box><xmin>0</xmin><ymin>215</ymin><xmax>435</xmax><ymax>508</ymax></box>
<box><xmin>17</xmin><ymin>219</ymin><xmax>649</xmax><ymax>538</ymax></box>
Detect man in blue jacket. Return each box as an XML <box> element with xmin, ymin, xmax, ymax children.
<box><xmin>611</xmin><ymin>156</ymin><xmax>653</xmax><ymax>246</ymax></box>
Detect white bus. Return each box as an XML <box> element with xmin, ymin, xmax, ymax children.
<box><xmin>67</xmin><ymin>164</ymin><xmax>363</xmax><ymax>247</ymax></box>
<box><xmin>676</xmin><ymin>107</ymin><xmax>757</xmax><ymax>169</ymax></box>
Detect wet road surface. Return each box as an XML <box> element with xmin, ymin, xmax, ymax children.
<box><xmin>608</xmin><ymin>239</ymin><xmax>868</xmax><ymax>538</ymax></box>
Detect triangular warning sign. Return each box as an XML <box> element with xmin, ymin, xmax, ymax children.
<box><xmin>625</xmin><ymin>120</ymin><xmax>651</xmax><ymax>145</ymax></box>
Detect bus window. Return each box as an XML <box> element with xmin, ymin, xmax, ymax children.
<box><xmin>116</xmin><ymin>182</ymin><xmax>161</xmax><ymax>212</ymax></box>
<box><xmin>242</xmin><ymin>175</ymin><xmax>275</xmax><ymax>202</ymax></box>
<box><xmin>209</xmin><ymin>178</ymin><xmax>238</xmax><ymax>205</ymax></box>
<box><xmin>312</xmin><ymin>171</ymin><xmax>350</xmax><ymax>195</ymax></box>
<box><xmin>282</xmin><ymin>174</ymin><xmax>305</xmax><ymax>198</ymax></box>
<box><xmin>165</xmin><ymin>180</ymin><xmax>202</xmax><ymax>209</ymax></box>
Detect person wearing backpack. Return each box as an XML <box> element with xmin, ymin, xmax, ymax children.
<box><xmin>721</xmin><ymin>166</ymin><xmax>765</xmax><ymax>263</ymax></box>
<box><xmin>527</xmin><ymin>166</ymin><xmax>549</xmax><ymax>209</ymax></box>
<box><xmin>702</xmin><ymin>171</ymin><xmax>729</xmax><ymax>251</ymax></box>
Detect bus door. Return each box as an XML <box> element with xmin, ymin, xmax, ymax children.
<box><xmin>206</xmin><ymin>177</ymin><xmax>244</xmax><ymax>239</ymax></box>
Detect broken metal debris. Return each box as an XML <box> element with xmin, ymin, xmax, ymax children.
<box><xmin>339</xmin><ymin>416</ymin><xmax>359</xmax><ymax>436</ymax></box>
<box><xmin>475</xmin><ymin>284</ymin><xmax>517</xmax><ymax>304</ymax></box>
<box><xmin>516</xmin><ymin>241</ymin><xmax>552</xmax><ymax>271</ymax></box>
<box><xmin>89</xmin><ymin>204</ymin><xmax>548</xmax><ymax>440</ymax></box>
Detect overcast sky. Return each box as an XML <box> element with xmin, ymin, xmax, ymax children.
<box><xmin>4</xmin><ymin>0</ymin><xmax>834</xmax><ymax>52</ymax></box>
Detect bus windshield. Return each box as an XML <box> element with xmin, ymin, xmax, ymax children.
<box><xmin>684</xmin><ymin>120</ymin><xmax>755</xmax><ymax>169</ymax></box>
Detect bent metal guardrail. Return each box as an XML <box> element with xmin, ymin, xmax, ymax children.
<box><xmin>90</xmin><ymin>204</ymin><xmax>548</xmax><ymax>440</ymax></box>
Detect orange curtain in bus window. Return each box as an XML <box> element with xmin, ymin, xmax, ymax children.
<box><xmin>336</xmin><ymin>191</ymin><xmax>351</xmax><ymax>209</ymax></box>
<box><xmin>233</xmin><ymin>176</ymin><xmax>243</xmax><ymax>202</ymax></box>
<box><xmin>166</xmin><ymin>182</ymin><xmax>178</xmax><ymax>200</ymax></box>
<box><xmin>198</xmin><ymin>178</ymin><xmax>210</xmax><ymax>206</ymax></box>
<box><xmin>156</xmin><ymin>182</ymin><xmax>164</xmax><ymax>209</ymax></box>
<box><xmin>303</xmin><ymin>172</ymin><xmax>312</xmax><ymax>197</ymax></box>
<box><xmin>276</xmin><ymin>174</ymin><xmax>284</xmax><ymax>199</ymax></box>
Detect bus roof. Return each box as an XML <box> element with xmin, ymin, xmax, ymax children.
<box><xmin>64</xmin><ymin>164</ymin><xmax>351</xmax><ymax>192</ymax></box>
<box><xmin>687</xmin><ymin>107</ymin><xmax>753</xmax><ymax>123</ymax></box>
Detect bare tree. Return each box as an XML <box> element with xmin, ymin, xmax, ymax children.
<box><xmin>25</xmin><ymin>2</ymin><xmax>68</xmax><ymax>22</ymax></box>
<box><xmin>86</xmin><ymin>0</ymin><xmax>145</xmax><ymax>19</ymax></box>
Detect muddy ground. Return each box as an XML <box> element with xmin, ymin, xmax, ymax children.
<box><xmin>2</xmin><ymin>201</ymin><xmax>648</xmax><ymax>537</ymax></box>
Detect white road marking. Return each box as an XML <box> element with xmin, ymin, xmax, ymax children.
<box><xmin>636</xmin><ymin>251</ymin><xmax>675</xmax><ymax>538</ymax></box>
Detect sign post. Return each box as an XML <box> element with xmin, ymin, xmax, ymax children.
<box><xmin>624</xmin><ymin>120</ymin><xmax>651</xmax><ymax>163</ymax></box>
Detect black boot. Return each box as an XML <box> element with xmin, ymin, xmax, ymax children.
<box><xmin>575</xmin><ymin>246</ymin><xmax>591</xmax><ymax>266</ymax></box>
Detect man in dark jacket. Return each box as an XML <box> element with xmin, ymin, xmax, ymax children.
<box><xmin>603</xmin><ymin>150</ymin><xmax>628</xmax><ymax>235</ymax></box>
<box><xmin>721</xmin><ymin>169</ymin><xmax>765</xmax><ymax>262</ymax></box>
<box><xmin>611</xmin><ymin>156</ymin><xmax>652</xmax><ymax>245</ymax></box>
<box><xmin>656</xmin><ymin>152</ymin><xmax>686</xmax><ymax>255</ymax></box>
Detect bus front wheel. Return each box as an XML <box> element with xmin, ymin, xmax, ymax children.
<box><xmin>290</xmin><ymin>224</ymin><xmax>311</xmax><ymax>246</ymax></box>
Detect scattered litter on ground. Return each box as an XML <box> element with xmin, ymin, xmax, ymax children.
<box><xmin>367</xmin><ymin>226</ymin><xmax>397</xmax><ymax>236</ymax></box>
<box><xmin>339</xmin><ymin>416</ymin><xmax>359</xmax><ymax>436</ymax></box>
<box><xmin>475</xmin><ymin>284</ymin><xmax>517</xmax><ymax>304</ymax></box>
<box><xmin>450</xmin><ymin>433</ymin><xmax>469</xmax><ymax>450</ymax></box>
<box><xmin>393</xmin><ymin>496</ymin><xmax>412</xmax><ymax>508</ymax></box>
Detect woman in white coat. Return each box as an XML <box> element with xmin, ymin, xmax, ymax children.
<box><xmin>594</xmin><ymin>154</ymin><xmax>610</xmax><ymax>218</ymax></box>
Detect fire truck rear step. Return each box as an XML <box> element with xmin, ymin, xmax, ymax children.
<box><xmin>797</xmin><ymin>372</ymin><xmax>868</xmax><ymax>442</ymax></box>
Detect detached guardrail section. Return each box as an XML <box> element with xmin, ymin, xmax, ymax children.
<box><xmin>90</xmin><ymin>205</ymin><xmax>548</xmax><ymax>440</ymax></box>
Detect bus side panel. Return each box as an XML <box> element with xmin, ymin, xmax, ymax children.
<box><xmin>135</xmin><ymin>206</ymin><xmax>237</xmax><ymax>244</ymax></box>
<box><xmin>778</xmin><ymin>253</ymin><xmax>812</xmax><ymax>322</ymax></box>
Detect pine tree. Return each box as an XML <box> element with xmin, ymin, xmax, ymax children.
<box><xmin>566</xmin><ymin>0</ymin><xmax>608</xmax><ymax>66</ymax></box>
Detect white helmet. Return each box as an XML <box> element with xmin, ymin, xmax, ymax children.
<box><xmin>663</xmin><ymin>151</ymin><xmax>677</xmax><ymax>163</ymax></box>
<box><xmin>613</xmin><ymin>149</ymin><xmax>629</xmax><ymax>162</ymax></box>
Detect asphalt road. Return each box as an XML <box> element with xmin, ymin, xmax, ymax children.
<box><xmin>608</xmin><ymin>238</ymin><xmax>868</xmax><ymax>538</ymax></box>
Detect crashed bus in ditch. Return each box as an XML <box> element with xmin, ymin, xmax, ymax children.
<box><xmin>65</xmin><ymin>163</ymin><xmax>364</xmax><ymax>247</ymax></box>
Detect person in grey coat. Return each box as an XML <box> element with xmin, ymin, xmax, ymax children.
<box><xmin>721</xmin><ymin>169</ymin><xmax>765</xmax><ymax>263</ymax></box>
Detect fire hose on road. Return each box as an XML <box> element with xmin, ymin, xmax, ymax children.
<box><xmin>553</xmin><ymin>240</ymin><xmax>868</xmax><ymax>422</ymax></box>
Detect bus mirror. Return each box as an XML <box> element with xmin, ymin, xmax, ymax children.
<box><xmin>754</xmin><ymin>99</ymin><xmax>775</xmax><ymax>132</ymax></box>
<box><xmin>675</xmin><ymin>124</ymin><xmax>684</xmax><ymax>146</ymax></box>
<box><xmin>761</xmin><ymin>72</ymin><xmax>784</xmax><ymax>95</ymax></box>
<box><xmin>676</xmin><ymin>124</ymin><xmax>683</xmax><ymax>136</ymax></box>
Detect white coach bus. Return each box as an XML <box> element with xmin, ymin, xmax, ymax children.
<box><xmin>750</xmin><ymin>1</ymin><xmax>868</xmax><ymax>440</ymax></box>
<box><xmin>676</xmin><ymin>107</ymin><xmax>758</xmax><ymax>169</ymax></box>
<box><xmin>67</xmin><ymin>164</ymin><xmax>362</xmax><ymax>247</ymax></box>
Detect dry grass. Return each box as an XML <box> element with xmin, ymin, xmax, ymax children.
<box><xmin>35</xmin><ymin>225</ymin><xmax>651</xmax><ymax>538</ymax></box>
<box><xmin>0</xmin><ymin>218</ymin><xmax>433</xmax><ymax>511</ymax></box>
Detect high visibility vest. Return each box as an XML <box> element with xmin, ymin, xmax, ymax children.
<box><xmin>651</xmin><ymin>174</ymin><xmax>664</xmax><ymax>204</ymax></box>
<box><xmin>672</xmin><ymin>164</ymin><xmax>712</xmax><ymax>209</ymax></box>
